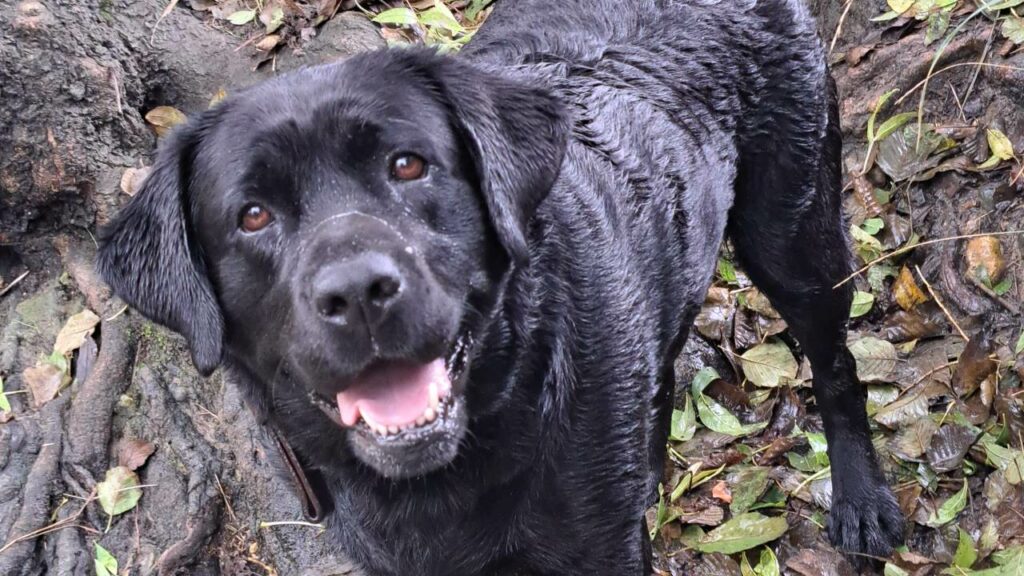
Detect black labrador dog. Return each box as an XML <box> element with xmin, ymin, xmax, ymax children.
<box><xmin>97</xmin><ymin>0</ymin><xmax>904</xmax><ymax>573</ymax></box>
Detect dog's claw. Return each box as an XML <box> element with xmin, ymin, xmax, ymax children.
<box><xmin>827</xmin><ymin>481</ymin><xmax>905</xmax><ymax>571</ymax></box>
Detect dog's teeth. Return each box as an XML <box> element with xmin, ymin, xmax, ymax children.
<box><xmin>415</xmin><ymin>415</ymin><xmax>426</xmax><ymax>426</ymax></box>
<box><xmin>424</xmin><ymin>407</ymin><xmax>436</xmax><ymax>423</ymax></box>
<box><xmin>428</xmin><ymin>382</ymin><xmax>439</xmax><ymax>409</ymax></box>
<box><xmin>387</xmin><ymin>425</ymin><xmax>399</xmax><ymax>435</ymax></box>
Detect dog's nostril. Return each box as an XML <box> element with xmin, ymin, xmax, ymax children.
<box><xmin>368</xmin><ymin>277</ymin><xmax>401</xmax><ymax>306</ymax></box>
<box><xmin>317</xmin><ymin>294</ymin><xmax>349</xmax><ymax>320</ymax></box>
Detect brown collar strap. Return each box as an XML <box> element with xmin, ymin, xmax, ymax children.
<box><xmin>267</xmin><ymin>420</ymin><xmax>328</xmax><ymax>523</ymax></box>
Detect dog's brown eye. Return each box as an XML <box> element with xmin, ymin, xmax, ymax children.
<box><xmin>240</xmin><ymin>204</ymin><xmax>273</xmax><ymax>232</ymax></box>
<box><xmin>391</xmin><ymin>154</ymin><xmax>427</xmax><ymax>181</ymax></box>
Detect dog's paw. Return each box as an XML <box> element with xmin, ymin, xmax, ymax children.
<box><xmin>827</xmin><ymin>482</ymin><xmax>904</xmax><ymax>571</ymax></box>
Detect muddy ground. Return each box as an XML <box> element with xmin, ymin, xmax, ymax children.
<box><xmin>1</xmin><ymin>1</ymin><xmax>1023</xmax><ymax>575</ymax></box>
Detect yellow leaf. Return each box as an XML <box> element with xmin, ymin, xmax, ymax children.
<box><xmin>893</xmin><ymin>266</ymin><xmax>928</xmax><ymax>311</ymax></box>
<box><xmin>54</xmin><ymin>309</ymin><xmax>100</xmax><ymax>355</ymax></box>
<box><xmin>145</xmin><ymin>106</ymin><xmax>187</xmax><ymax>137</ymax></box>
<box><xmin>987</xmin><ymin>129</ymin><xmax>1015</xmax><ymax>161</ymax></box>
<box><xmin>887</xmin><ymin>0</ymin><xmax>915</xmax><ymax>14</ymax></box>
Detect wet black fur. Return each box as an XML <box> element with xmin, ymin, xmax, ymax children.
<box><xmin>97</xmin><ymin>0</ymin><xmax>905</xmax><ymax>574</ymax></box>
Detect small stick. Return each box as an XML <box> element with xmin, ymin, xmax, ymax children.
<box><xmin>829</xmin><ymin>0</ymin><xmax>855</xmax><ymax>56</ymax></box>
<box><xmin>0</xmin><ymin>271</ymin><xmax>29</xmax><ymax>298</ymax></box>
<box><xmin>914</xmin><ymin>265</ymin><xmax>968</xmax><ymax>341</ymax></box>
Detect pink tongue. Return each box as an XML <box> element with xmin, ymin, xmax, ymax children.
<box><xmin>336</xmin><ymin>359</ymin><xmax>450</xmax><ymax>428</ymax></box>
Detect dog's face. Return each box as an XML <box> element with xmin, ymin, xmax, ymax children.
<box><xmin>98</xmin><ymin>49</ymin><xmax>568</xmax><ymax>478</ymax></box>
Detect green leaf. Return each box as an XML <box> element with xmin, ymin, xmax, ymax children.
<box><xmin>925</xmin><ymin>479</ymin><xmax>968</xmax><ymax>527</ymax></box>
<box><xmin>884</xmin><ymin>563</ymin><xmax>910</xmax><ymax>576</ymax></box>
<box><xmin>670</xmin><ymin>394</ymin><xmax>697</xmax><ymax>442</ymax></box>
<box><xmin>419</xmin><ymin>1</ymin><xmax>463</xmax><ymax>34</ymax></box>
<box><xmin>465</xmin><ymin>0</ymin><xmax>494</xmax><ymax>21</ymax></box>
<box><xmin>993</xmin><ymin>276</ymin><xmax>1012</xmax><ymax>296</ymax></box>
<box><xmin>861</xmin><ymin>218</ymin><xmax>885</xmax><ymax>236</ymax></box>
<box><xmin>95</xmin><ymin>543</ymin><xmax>118</xmax><ymax>576</ymax></box>
<box><xmin>718</xmin><ymin>258</ymin><xmax>738</xmax><ymax>284</ymax></box>
<box><xmin>691</xmin><ymin>368</ymin><xmax>767</xmax><ymax>437</ymax></box>
<box><xmin>887</xmin><ymin>0</ymin><xmax>915</xmax><ymax>13</ymax></box>
<box><xmin>925</xmin><ymin>11</ymin><xmax>951</xmax><ymax>45</ymax></box>
<box><xmin>694</xmin><ymin>512</ymin><xmax>788</xmax><ymax>554</ymax></box>
<box><xmin>97</xmin><ymin>466</ymin><xmax>143</xmax><ymax>518</ymax></box>
<box><xmin>850</xmin><ymin>291</ymin><xmax>875</xmax><ymax>318</ymax></box>
<box><xmin>867</xmin><ymin>89</ymin><xmax>900</xmax><ymax>142</ymax></box>
<box><xmin>226</xmin><ymin>9</ymin><xmax>256</xmax><ymax>25</ymax></box>
<box><xmin>728</xmin><ymin>467</ymin><xmax>771</xmax><ymax>515</ymax></box>
<box><xmin>1015</xmin><ymin>330</ymin><xmax>1024</xmax><ymax>355</ymax></box>
<box><xmin>988</xmin><ymin>128</ymin><xmax>1015</xmax><ymax>161</ymax></box>
<box><xmin>741</xmin><ymin>547</ymin><xmax>780</xmax><ymax>576</ymax></box>
<box><xmin>875</xmin><ymin>112</ymin><xmax>918</xmax><ymax>143</ymax></box>
<box><xmin>372</xmin><ymin>7</ymin><xmax>419</xmax><ymax>27</ymax></box>
<box><xmin>0</xmin><ymin>376</ymin><xmax>10</xmax><ymax>414</ymax></box>
<box><xmin>954</xmin><ymin>528</ymin><xmax>978</xmax><ymax>569</ymax></box>
<box><xmin>739</xmin><ymin>341</ymin><xmax>798</xmax><ymax>388</ymax></box>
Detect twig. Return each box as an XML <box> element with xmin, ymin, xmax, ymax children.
<box><xmin>914</xmin><ymin>265</ymin><xmax>968</xmax><ymax>341</ymax></box>
<box><xmin>829</xmin><ymin>0</ymin><xmax>855</xmax><ymax>56</ymax></box>
<box><xmin>960</xmin><ymin>19</ymin><xmax>998</xmax><ymax>111</ymax></box>
<box><xmin>0</xmin><ymin>271</ymin><xmax>29</xmax><ymax>298</ymax></box>
<box><xmin>793</xmin><ymin>466</ymin><xmax>831</xmax><ymax>498</ymax></box>
<box><xmin>834</xmin><ymin>230</ymin><xmax>1024</xmax><ymax>288</ymax></box>
<box><xmin>258</xmin><ymin>520</ymin><xmax>325</xmax><ymax>530</ymax></box>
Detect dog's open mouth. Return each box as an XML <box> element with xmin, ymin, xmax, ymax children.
<box><xmin>308</xmin><ymin>332</ymin><xmax>471</xmax><ymax>441</ymax></box>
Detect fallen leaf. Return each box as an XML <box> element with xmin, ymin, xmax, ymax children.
<box><xmin>96</xmin><ymin>466</ymin><xmax>143</xmax><ymax>518</ymax></box>
<box><xmin>145</xmin><ymin>106</ymin><xmax>187</xmax><ymax>137</ymax></box>
<box><xmin>227</xmin><ymin>8</ymin><xmax>256</xmax><ymax>25</ymax></box>
<box><xmin>924</xmin><ymin>479</ymin><xmax>968</xmax><ymax>527</ymax></box>
<box><xmin>893</xmin><ymin>266</ymin><xmax>928</xmax><ymax>311</ymax></box>
<box><xmin>875</xmin><ymin>387</ymin><xmax>930</xmax><ymax>428</ymax></box>
<box><xmin>849</xmin><ymin>336</ymin><xmax>898</xmax><ymax>382</ymax></box>
<box><xmin>255</xmin><ymin>34</ymin><xmax>280</xmax><ymax>51</ymax></box>
<box><xmin>927</xmin><ymin>424</ymin><xmax>980</xmax><ymax>473</ymax></box>
<box><xmin>953</xmin><ymin>527</ymin><xmax>977</xmax><ymax>569</ymax></box>
<box><xmin>727</xmin><ymin>467</ymin><xmax>770</xmax><ymax>515</ymax></box>
<box><xmin>94</xmin><ymin>543</ymin><xmax>118</xmax><ymax>576</ymax></box>
<box><xmin>0</xmin><ymin>376</ymin><xmax>11</xmax><ymax>416</ymax></box>
<box><xmin>53</xmin><ymin>309</ymin><xmax>100</xmax><ymax>356</ymax></box>
<box><xmin>951</xmin><ymin>329</ymin><xmax>997</xmax><ymax>398</ymax></box>
<box><xmin>209</xmin><ymin>87</ymin><xmax>228</xmax><ymax>108</ymax></box>
<box><xmin>24</xmin><ymin>362</ymin><xmax>65</xmax><ymax>409</ymax></box>
<box><xmin>116</xmin><ymin>438</ymin><xmax>156</xmax><ymax>471</ymax></box>
<box><xmin>694</xmin><ymin>512</ymin><xmax>788</xmax><ymax>554</ymax></box>
<box><xmin>987</xmin><ymin>128</ymin><xmax>1015</xmax><ymax>161</ymax></box>
<box><xmin>740</xmin><ymin>341</ymin><xmax>798</xmax><ymax>388</ymax></box>
<box><xmin>850</xmin><ymin>290</ymin><xmax>875</xmax><ymax>318</ymax></box>
<box><xmin>888</xmin><ymin>416</ymin><xmax>939</xmax><ymax>461</ymax></box>
<box><xmin>964</xmin><ymin>236</ymin><xmax>1007</xmax><ymax>285</ymax></box>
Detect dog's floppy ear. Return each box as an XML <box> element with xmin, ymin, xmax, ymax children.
<box><xmin>431</xmin><ymin>57</ymin><xmax>570</xmax><ymax>263</ymax></box>
<box><xmin>96</xmin><ymin>119</ymin><xmax>224</xmax><ymax>376</ymax></box>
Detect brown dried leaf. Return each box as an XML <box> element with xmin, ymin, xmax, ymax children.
<box><xmin>255</xmin><ymin>34</ymin><xmax>281</xmax><ymax>51</ymax></box>
<box><xmin>951</xmin><ymin>329</ymin><xmax>997</xmax><ymax>398</ymax></box>
<box><xmin>117</xmin><ymin>438</ymin><xmax>156</xmax><ymax>471</ymax></box>
<box><xmin>53</xmin><ymin>309</ymin><xmax>100</xmax><ymax>356</ymax></box>
<box><xmin>24</xmin><ymin>363</ymin><xmax>65</xmax><ymax>409</ymax></box>
<box><xmin>964</xmin><ymin>236</ymin><xmax>1007</xmax><ymax>285</ymax></box>
<box><xmin>695</xmin><ymin>287</ymin><xmax>733</xmax><ymax>342</ymax></box>
<box><xmin>888</xmin><ymin>416</ymin><xmax>939</xmax><ymax>461</ymax></box>
<box><xmin>893</xmin><ymin>265</ymin><xmax>928</xmax><ymax>311</ymax></box>
<box><xmin>145</xmin><ymin>106</ymin><xmax>187</xmax><ymax>137</ymax></box>
<box><xmin>880</xmin><ymin>302</ymin><xmax>945</xmax><ymax>343</ymax></box>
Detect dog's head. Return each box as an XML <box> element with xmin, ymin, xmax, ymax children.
<box><xmin>97</xmin><ymin>49</ymin><xmax>568</xmax><ymax>478</ymax></box>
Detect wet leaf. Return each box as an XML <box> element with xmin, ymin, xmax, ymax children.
<box><xmin>1017</xmin><ymin>331</ymin><xmax>1024</xmax><ymax>356</ymax></box>
<box><xmin>116</xmin><ymin>438</ymin><xmax>156</xmax><ymax>472</ymax></box>
<box><xmin>95</xmin><ymin>543</ymin><xmax>117</xmax><ymax>576</ymax></box>
<box><xmin>875</xmin><ymin>388</ymin><xmax>930</xmax><ymax>428</ymax></box>
<box><xmin>889</xmin><ymin>416</ymin><xmax>939</xmax><ymax>461</ymax></box>
<box><xmin>53</xmin><ymin>309</ymin><xmax>100</xmax><ymax>356</ymax></box>
<box><xmin>880</xmin><ymin>303</ymin><xmax>945</xmax><ymax>343</ymax></box>
<box><xmin>24</xmin><ymin>362</ymin><xmax>66</xmax><ymax>409</ymax></box>
<box><xmin>924</xmin><ymin>479</ymin><xmax>968</xmax><ymax>527</ymax></box>
<box><xmin>692</xmin><ymin>368</ymin><xmax>767</xmax><ymax>437</ymax></box>
<box><xmin>894</xmin><ymin>266</ymin><xmax>928</xmax><ymax>311</ymax></box>
<box><xmin>884</xmin><ymin>564</ymin><xmax>909</xmax><ymax>576</ymax></box>
<box><xmin>740</xmin><ymin>341</ymin><xmax>798</xmax><ymax>388</ymax></box>
<box><xmin>227</xmin><ymin>8</ymin><xmax>256</xmax><ymax>25</ymax></box>
<box><xmin>850</xmin><ymin>291</ymin><xmax>875</xmax><ymax>318</ymax></box>
<box><xmin>953</xmin><ymin>527</ymin><xmax>977</xmax><ymax>569</ymax></box>
<box><xmin>928</xmin><ymin>424</ymin><xmax>981</xmax><ymax>473</ymax></box>
<box><xmin>97</xmin><ymin>466</ymin><xmax>142</xmax><ymax>518</ymax></box>
<box><xmin>981</xmin><ymin>436</ymin><xmax>1024</xmax><ymax>485</ymax></box>
<box><xmin>876</xmin><ymin>124</ymin><xmax>950</xmax><ymax>182</ymax></box>
<box><xmin>145</xmin><ymin>106</ymin><xmax>187</xmax><ymax>137</ymax></box>
<box><xmin>718</xmin><ymin>258</ymin><xmax>739</xmax><ymax>284</ymax></box>
<box><xmin>694</xmin><ymin>512</ymin><xmax>788</xmax><ymax>554</ymax></box>
<box><xmin>727</xmin><ymin>467</ymin><xmax>770</xmax><ymax>515</ymax></box>
<box><xmin>849</xmin><ymin>336</ymin><xmax>898</xmax><ymax>382</ymax></box>
<box><xmin>951</xmin><ymin>329</ymin><xmax>997</xmax><ymax>398</ymax></box>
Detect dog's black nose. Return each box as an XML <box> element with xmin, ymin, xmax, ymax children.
<box><xmin>312</xmin><ymin>253</ymin><xmax>404</xmax><ymax>327</ymax></box>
